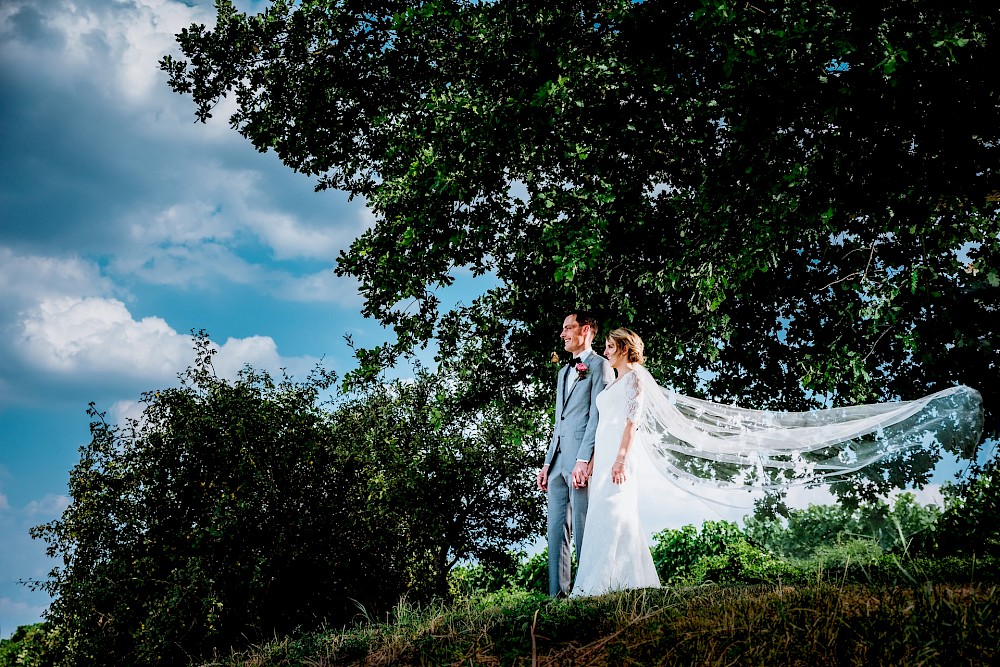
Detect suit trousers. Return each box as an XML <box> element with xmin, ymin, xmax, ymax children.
<box><xmin>546</xmin><ymin>464</ymin><xmax>589</xmax><ymax>597</ymax></box>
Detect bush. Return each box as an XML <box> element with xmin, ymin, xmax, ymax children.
<box><xmin>744</xmin><ymin>493</ymin><xmax>942</xmax><ymax>560</ymax></box>
<box><xmin>920</xmin><ymin>454</ymin><xmax>1000</xmax><ymax>557</ymax></box>
<box><xmin>808</xmin><ymin>537</ymin><xmax>884</xmax><ymax>570</ymax></box>
<box><xmin>448</xmin><ymin>548</ymin><xmax>556</xmax><ymax>599</ymax></box>
<box><xmin>689</xmin><ymin>539</ymin><xmax>802</xmax><ymax>585</ymax></box>
<box><xmin>29</xmin><ymin>335</ymin><xmax>545</xmax><ymax>666</ymax></box>
<box><xmin>650</xmin><ymin>520</ymin><xmax>797</xmax><ymax>585</ymax></box>
<box><xmin>651</xmin><ymin>521</ymin><xmax>747</xmax><ymax>583</ymax></box>
<box><xmin>0</xmin><ymin>624</ymin><xmax>62</xmax><ymax>667</ymax></box>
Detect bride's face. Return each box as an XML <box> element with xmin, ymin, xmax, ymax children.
<box><xmin>603</xmin><ymin>339</ymin><xmax>621</xmax><ymax>366</ymax></box>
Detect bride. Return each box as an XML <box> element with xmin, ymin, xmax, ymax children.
<box><xmin>571</xmin><ymin>328</ymin><xmax>660</xmax><ymax>595</ymax></box>
<box><xmin>571</xmin><ymin>328</ymin><xmax>983</xmax><ymax>597</ymax></box>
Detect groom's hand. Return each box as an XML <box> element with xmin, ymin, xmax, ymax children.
<box><xmin>537</xmin><ymin>465</ymin><xmax>549</xmax><ymax>491</ymax></box>
<box><xmin>571</xmin><ymin>461</ymin><xmax>589</xmax><ymax>488</ymax></box>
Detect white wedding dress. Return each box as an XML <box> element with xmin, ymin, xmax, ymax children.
<box><xmin>572</xmin><ymin>371</ymin><xmax>661</xmax><ymax>596</ymax></box>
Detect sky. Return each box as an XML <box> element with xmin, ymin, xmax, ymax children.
<box><xmin>0</xmin><ymin>0</ymin><xmax>402</xmax><ymax>635</ymax></box>
<box><xmin>0</xmin><ymin>0</ymin><xmax>972</xmax><ymax>638</ymax></box>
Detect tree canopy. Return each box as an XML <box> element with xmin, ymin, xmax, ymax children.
<box><xmin>30</xmin><ymin>335</ymin><xmax>544</xmax><ymax>665</ymax></box>
<box><xmin>162</xmin><ymin>1</ymin><xmax>999</xmax><ymax>463</ymax></box>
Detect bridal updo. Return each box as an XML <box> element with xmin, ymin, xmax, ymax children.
<box><xmin>607</xmin><ymin>327</ymin><xmax>645</xmax><ymax>364</ymax></box>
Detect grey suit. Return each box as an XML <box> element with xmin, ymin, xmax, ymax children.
<box><xmin>543</xmin><ymin>351</ymin><xmax>614</xmax><ymax>596</ymax></box>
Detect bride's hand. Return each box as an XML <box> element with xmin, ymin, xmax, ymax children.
<box><xmin>611</xmin><ymin>460</ymin><xmax>626</xmax><ymax>484</ymax></box>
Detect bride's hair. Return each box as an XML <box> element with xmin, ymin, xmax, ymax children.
<box><xmin>607</xmin><ymin>327</ymin><xmax>644</xmax><ymax>364</ymax></box>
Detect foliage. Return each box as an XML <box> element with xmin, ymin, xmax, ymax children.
<box><xmin>651</xmin><ymin>520</ymin><xmax>738</xmax><ymax>581</ymax></box>
<box><xmin>510</xmin><ymin>547</ymin><xmax>551</xmax><ymax>595</ymax></box>
<box><xmin>448</xmin><ymin>547</ymin><xmax>558</xmax><ymax>599</ymax></box>
<box><xmin>917</xmin><ymin>452</ymin><xmax>1000</xmax><ymax>557</ymax></box>
<box><xmin>327</xmin><ymin>355</ymin><xmax>547</xmax><ymax>603</ymax></box>
<box><xmin>808</xmin><ymin>538</ymin><xmax>885</xmax><ymax>571</ymax></box>
<box><xmin>29</xmin><ymin>334</ymin><xmax>544</xmax><ymax>665</ymax></box>
<box><xmin>651</xmin><ymin>520</ymin><xmax>797</xmax><ymax>585</ymax></box>
<box><xmin>744</xmin><ymin>492</ymin><xmax>942</xmax><ymax>561</ymax></box>
<box><xmin>162</xmin><ymin>1</ymin><xmax>999</xmax><ymax>473</ymax></box>
<box><xmin>0</xmin><ymin>624</ymin><xmax>61</xmax><ymax>667</ymax></box>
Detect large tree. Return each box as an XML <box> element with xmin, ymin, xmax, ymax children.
<box><xmin>30</xmin><ymin>335</ymin><xmax>544</xmax><ymax>665</ymax></box>
<box><xmin>163</xmin><ymin>0</ymin><xmax>999</xmax><ymax>488</ymax></box>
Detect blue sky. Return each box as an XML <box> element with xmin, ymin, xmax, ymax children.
<box><xmin>0</xmin><ymin>0</ymin><xmax>976</xmax><ymax>637</ymax></box>
<box><xmin>0</xmin><ymin>0</ymin><xmax>415</xmax><ymax>634</ymax></box>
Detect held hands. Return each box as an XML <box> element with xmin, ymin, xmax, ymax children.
<box><xmin>537</xmin><ymin>462</ymin><xmax>594</xmax><ymax>490</ymax></box>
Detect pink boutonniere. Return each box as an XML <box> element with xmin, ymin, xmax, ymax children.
<box><xmin>575</xmin><ymin>362</ymin><xmax>589</xmax><ymax>380</ymax></box>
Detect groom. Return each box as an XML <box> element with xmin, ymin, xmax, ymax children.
<box><xmin>537</xmin><ymin>311</ymin><xmax>614</xmax><ymax>597</ymax></box>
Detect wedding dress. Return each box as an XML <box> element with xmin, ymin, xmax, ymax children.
<box><xmin>572</xmin><ymin>370</ymin><xmax>661</xmax><ymax>596</ymax></box>
<box><xmin>570</xmin><ymin>365</ymin><xmax>983</xmax><ymax>597</ymax></box>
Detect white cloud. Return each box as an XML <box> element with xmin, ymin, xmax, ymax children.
<box><xmin>19</xmin><ymin>296</ymin><xmax>188</xmax><ymax>377</ymax></box>
<box><xmin>14</xmin><ymin>295</ymin><xmax>321</xmax><ymax>387</ymax></box>
<box><xmin>119</xmin><ymin>165</ymin><xmax>364</xmax><ymax>263</ymax></box>
<box><xmin>277</xmin><ymin>269</ymin><xmax>364</xmax><ymax>305</ymax></box>
<box><xmin>2</xmin><ymin>0</ymin><xmax>369</xmax><ymax>295</ymax></box>
<box><xmin>0</xmin><ymin>0</ymin><xmax>217</xmax><ymax>108</ymax></box>
<box><xmin>0</xmin><ymin>247</ymin><xmax>114</xmax><ymax>315</ymax></box>
<box><xmin>0</xmin><ymin>250</ymin><xmax>327</xmax><ymax>406</ymax></box>
<box><xmin>109</xmin><ymin>399</ymin><xmax>146</xmax><ymax>426</ymax></box>
<box><xmin>0</xmin><ymin>596</ymin><xmax>49</xmax><ymax>634</ymax></box>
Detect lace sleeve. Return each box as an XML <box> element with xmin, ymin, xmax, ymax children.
<box><xmin>625</xmin><ymin>371</ymin><xmax>644</xmax><ymax>423</ymax></box>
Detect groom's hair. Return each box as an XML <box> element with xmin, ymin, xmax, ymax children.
<box><xmin>570</xmin><ymin>311</ymin><xmax>599</xmax><ymax>335</ymax></box>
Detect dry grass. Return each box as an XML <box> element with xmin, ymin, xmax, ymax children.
<box><xmin>221</xmin><ymin>582</ymin><xmax>998</xmax><ymax>667</ymax></box>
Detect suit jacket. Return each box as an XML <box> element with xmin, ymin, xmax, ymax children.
<box><xmin>544</xmin><ymin>352</ymin><xmax>614</xmax><ymax>471</ymax></box>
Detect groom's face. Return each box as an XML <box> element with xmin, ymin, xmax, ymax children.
<box><xmin>561</xmin><ymin>315</ymin><xmax>591</xmax><ymax>354</ymax></box>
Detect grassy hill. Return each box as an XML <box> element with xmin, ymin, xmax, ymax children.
<box><xmin>220</xmin><ymin>578</ymin><xmax>997</xmax><ymax>666</ymax></box>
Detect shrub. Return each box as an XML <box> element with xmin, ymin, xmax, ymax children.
<box><xmin>921</xmin><ymin>454</ymin><xmax>1000</xmax><ymax>557</ymax></box>
<box><xmin>29</xmin><ymin>335</ymin><xmax>545</xmax><ymax>666</ymax></box>
<box><xmin>650</xmin><ymin>520</ymin><xmax>797</xmax><ymax>585</ymax></box>
<box><xmin>0</xmin><ymin>624</ymin><xmax>62</xmax><ymax>667</ymax></box>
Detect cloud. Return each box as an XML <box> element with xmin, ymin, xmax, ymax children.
<box><xmin>9</xmin><ymin>294</ymin><xmax>321</xmax><ymax>396</ymax></box>
<box><xmin>22</xmin><ymin>494</ymin><xmax>70</xmax><ymax>519</ymax></box>
<box><xmin>0</xmin><ymin>596</ymin><xmax>49</xmax><ymax>636</ymax></box>
<box><xmin>0</xmin><ymin>247</ymin><xmax>114</xmax><ymax>318</ymax></box>
<box><xmin>0</xmin><ymin>0</ymin><xmax>217</xmax><ymax>107</ymax></box>
<box><xmin>18</xmin><ymin>296</ymin><xmax>188</xmax><ymax>376</ymax></box>
<box><xmin>0</xmin><ymin>246</ymin><xmax>328</xmax><ymax>408</ymax></box>
<box><xmin>1</xmin><ymin>0</ymin><xmax>368</xmax><ymax>289</ymax></box>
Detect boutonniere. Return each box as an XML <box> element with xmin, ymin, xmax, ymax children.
<box><xmin>575</xmin><ymin>362</ymin><xmax>589</xmax><ymax>380</ymax></box>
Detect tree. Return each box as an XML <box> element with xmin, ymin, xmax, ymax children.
<box><xmin>30</xmin><ymin>334</ymin><xmax>544</xmax><ymax>665</ymax></box>
<box><xmin>744</xmin><ymin>493</ymin><xmax>942</xmax><ymax>561</ymax></box>
<box><xmin>325</xmin><ymin>356</ymin><xmax>547</xmax><ymax>603</ymax></box>
<box><xmin>162</xmin><ymin>1</ymin><xmax>1000</xmax><ymax>496</ymax></box>
<box><xmin>918</xmin><ymin>453</ymin><xmax>1000</xmax><ymax>557</ymax></box>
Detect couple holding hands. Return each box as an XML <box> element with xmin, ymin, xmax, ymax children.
<box><xmin>536</xmin><ymin>312</ymin><xmax>983</xmax><ymax>598</ymax></box>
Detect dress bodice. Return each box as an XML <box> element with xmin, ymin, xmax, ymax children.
<box><xmin>596</xmin><ymin>371</ymin><xmax>643</xmax><ymax>435</ymax></box>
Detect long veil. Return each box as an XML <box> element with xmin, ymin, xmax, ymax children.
<box><xmin>632</xmin><ymin>365</ymin><xmax>984</xmax><ymax>491</ymax></box>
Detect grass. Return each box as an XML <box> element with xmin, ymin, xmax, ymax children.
<box><xmin>215</xmin><ymin>579</ymin><xmax>998</xmax><ymax>666</ymax></box>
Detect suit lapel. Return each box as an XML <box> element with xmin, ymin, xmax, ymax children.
<box><xmin>562</xmin><ymin>363</ymin><xmax>579</xmax><ymax>409</ymax></box>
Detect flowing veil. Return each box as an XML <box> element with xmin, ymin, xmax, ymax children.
<box><xmin>631</xmin><ymin>366</ymin><xmax>984</xmax><ymax>492</ymax></box>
